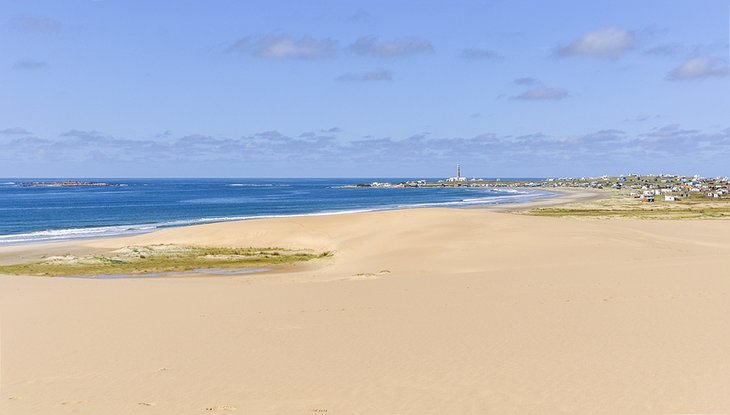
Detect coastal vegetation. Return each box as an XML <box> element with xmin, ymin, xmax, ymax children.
<box><xmin>0</xmin><ymin>244</ymin><xmax>329</xmax><ymax>277</ymax></box>
<box><xmin>527</xmin><ymin>199</ymin><xmax>730</xmax><ymax>219</ymax></box>
<box><xmin>350</xmin><ymin>172</ymin><xmax>730</xmax><ymax>219</ymax></box>
<box><xmin>523</xmin><ymin>174</ymin><xmax>730</xmax><ymax>219</ymax></box>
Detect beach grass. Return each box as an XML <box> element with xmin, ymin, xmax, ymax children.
<box><xmin>0</xmin><ymin>244</ymin><xmax>329</xmax><ymax>277</ymax></box>
<box><xmin>528</xmin><ymin>206</ymin><xmax>730</xmax><ymax>219</ymax></box>
<box><xmin>525</xmin><ymin>190</ymin><xmax>730</xmax><ymax>219</ymax></box>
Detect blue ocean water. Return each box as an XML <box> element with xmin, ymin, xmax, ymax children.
<box><xmin>0</xmin><ymin>178</ymin><xmax>549</xmax><ymax>245</ymax></box>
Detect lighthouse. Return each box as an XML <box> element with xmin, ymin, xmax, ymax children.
<box><xmin>447</xmin><ymin>163</ymin><xmax>467</xmax><ymax>182</ymax></box>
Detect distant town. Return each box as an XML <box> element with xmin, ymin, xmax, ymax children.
<box><xmin>354</xmin><ymin>164</ymin><xmax>729</xmax><ymax>202</ymax></box>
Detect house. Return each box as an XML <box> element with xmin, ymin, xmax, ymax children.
<box><xmin>446</xmin><ymin>176</ymin><xmax>467</xmax><ymax>182</ymax></box>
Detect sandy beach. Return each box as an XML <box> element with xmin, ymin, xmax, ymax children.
<box><xmin>1</xmin><ymin>198</ymin><xmax>729</xmax><ymax>414</ymax></box>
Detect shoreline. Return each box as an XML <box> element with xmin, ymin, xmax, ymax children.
<box><xmin>0</xmin><ymin>188</ymin><xmax>596</xmax><ymax>267</ymax></box>
<box><xmin>474</xmin><ymin>187</ymin><xmax>608</xmax><ymax>212</ymax></box>
<box><xmin>0</xmin><ymin>186</ymin><xmax>566</xmax><ymax>248</ymax></box>
<box><xmin>1</xmin><ymin>196</ymin><xmax>729</xmax><ymax>413</ymax></box>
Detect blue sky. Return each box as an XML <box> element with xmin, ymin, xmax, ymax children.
<box><xmin>1</xmin><ymin>0</ymin><xmax>729</xmax><ymax>177</ymax></box>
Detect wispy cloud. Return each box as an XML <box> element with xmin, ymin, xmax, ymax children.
<box><xmin>2</xmin><ymin>125</ymin><xmax>728</xmax><ymax>175</ymax></box>
<box><xmin>12</xmin><ymin>59</ymin><xmax>48</xmax><ymax>71</ymax></box>
<box><xmin>226</xmin><ymin>35</ymin><xmax>338</xmax><ymax>60</ymax></box>
<box><xmin>514</xmin><ymin>87</ymin><xmax>569</xmax><ymax>101</ymax></box>
<box><xmin>637</xmin><ymin>124</ymin><xmax>730</xmax><ymax>156</ymax></box>
<box><xmin>642</xmin><ymin>43</ymin><xmax>680</xmax><ymax>56</ymax></box>
<box><xmin>8</xmin><ymin>15</ymin><xmax>65</xmax><ymax>34</ymax></box>
<box><xmin>666</xmin><ymin>57</ymin><xmax>728</xmax><ymax>81</ymax></box>
<box><xmin>642</xmin><ymin>42</ymin><xmax>728</xmax><ymax>58</ymax></box>
<box><xmin>347</xmin><ymin>11</ymin><xmax>372</xmax><ymax>24</ymax></box>
<box><xmin>460</xmin><ymin>48</ymin><xmax>499</xmax><ymax>60</ymax></box>
<box><xmin>624</xmin><ymin>114</ymin><xmax>661</xmax><ymax>123</ymax></box>
<box><xmin>349</xmin><ymin>36</ymin><xmax>433</xmax><ymax>58</ymax></box>
<box><xmin>513</xmin><ymin>77</ymin><xmax>539</xmax><ymax>85</ymax></box>
<box><xmin>336</xmin><ymin>69</ymin><xmax>392</xmax><ymax>82</ymax></box>
<box><xmin>554</xmin><ymin>27</ymin><xmax>635</xmax><ymax>59</ymax></box>
<box><xmin>0</xmin><ymin>127</ymin><xmax>32</xmax><ymax>135</ymax></box>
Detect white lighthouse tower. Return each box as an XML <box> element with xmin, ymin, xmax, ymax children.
<box><xmin>447</xmin><ymin>163</ymin><xmax>466</xmax><ymax>182</ymax></box>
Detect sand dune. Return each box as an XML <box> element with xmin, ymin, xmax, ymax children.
<box><xmin>1</xmin><ymin>207</ymin><xmax>729</xmax><ymax>414</ymax></box>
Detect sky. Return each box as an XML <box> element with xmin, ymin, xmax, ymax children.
<box><xmin>1</xmin><ymin>0</ymin><xmax>729</xmax><ymax>178</ymax></box>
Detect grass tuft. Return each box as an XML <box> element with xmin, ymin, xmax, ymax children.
<box><xmin>0</xmin><ymin>244</ymin><xmax>326</xmax><ymax>277</ymax></box>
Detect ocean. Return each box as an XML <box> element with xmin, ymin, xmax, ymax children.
<box><xmin>0</xmin><ymin>178</ymin><xmax>549</xmax><ymax>245</ymax></box>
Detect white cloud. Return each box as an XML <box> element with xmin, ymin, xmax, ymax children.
<box><xmin>349</xmin><ymin>36</ymin><xmax>433</xmax><ymax>58</ymax></box>
<box><xmin>3</xmin><ymin>125</ymin><xmax>729</xmax><ymax>176</ymax></box>
<box><xmin>554</xmin><ymin>27</ymin><xmax>635</xmax><ymax>59</ymax></box>
<box><xmin>226</xmin><ymin>35</ymin><xmax>337</xmax><ymax>60</ymax></box>
<box><xmin>667</xmin><ymin>57</ymin><xmax>728</xmax><ymax>81</ymax></box>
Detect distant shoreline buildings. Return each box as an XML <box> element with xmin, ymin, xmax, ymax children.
<box><xmin>353</xmin><ymin>169</ymin><xmax>729</xmax><ymax>200</ymax></box>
